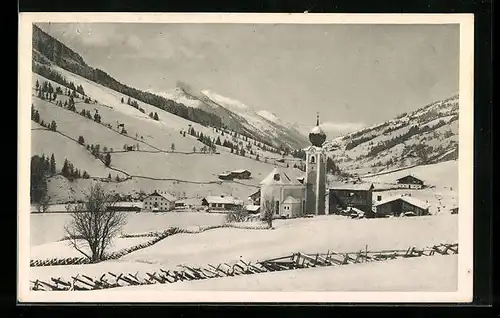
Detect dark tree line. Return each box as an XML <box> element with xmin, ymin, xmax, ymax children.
<box><xmin>31</xmin><ymin>154</ymin><xmax>57</xmax><ymax>205</ymax></box>
<box><xmin>33</xmin><ymin>63</ymin><xmax>86</xmax><ymax>96</ymax></box>
<box><xmin>367</xmin><ymin>119</ymin><xmax>451</xmax><ymax>158</ymax></box>
<box><xmin>61</xmin><ymin>158</ymin><xmax>90</xmax><ymax>181</ymax></box>
<box><xmin>291</xmin><ymin>149</ymin><xmax>306</xmax><ymax>160</ymax></box>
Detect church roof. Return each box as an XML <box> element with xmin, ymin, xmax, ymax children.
<box><xmin>310</xmin><ymin>126</ymin><xmax>325</xmax><ymax>135</ymax></box>
<box><xmin>260</xmin><ymin>167</ymin><xmax>304</xmax><ymax>186</ymax></box>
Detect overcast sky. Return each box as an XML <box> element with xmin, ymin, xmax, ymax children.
<box><xmin>37</xmin><ymin>23</ymin><xmax>459</xmax><ymax>137</ymax></box>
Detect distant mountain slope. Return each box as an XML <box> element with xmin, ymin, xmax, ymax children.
<box><xmin>325</xmin><ymin>95</ymin><xmax>459</xmax><ymax>175</ymax></box>
<box><xmin>200</xmin><ymin>90</ymin><xmax>308</xmax><ymax>149</ymax></box>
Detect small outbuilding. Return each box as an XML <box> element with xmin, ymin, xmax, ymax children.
<box><xmin>450</xmin><ymin>207</ymin><xmax>459</xmax><ymax>214</ymax></box>
<box><xmin>244</xmin><ymin>205</ymin><xmax>261</xmax><ymax>214</ymax></box>
<box><xmin>106</xmin><ymin>202</ymin><xmax>142</xmax><ymax>212</ymax></box>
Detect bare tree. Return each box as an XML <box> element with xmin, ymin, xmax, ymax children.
<box><xmin>225</xmin><ymin>205</ymin><xmax>248</xmax><ymax>223</ymax></box>
<box><xmin>64</xmin><ymin>183</ymin><xmax>128</xmax><ymax>263</ymax></box>
<box><xmin>36</xmin><ymin>193</ymin><xmax>50</xmax><ymax>213</ymax></box>
<box><xmin>262</xmin><ymin>198</ymin><xmax>275</xmax><ymax>229</ymax></box>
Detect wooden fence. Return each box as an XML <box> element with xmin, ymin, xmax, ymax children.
<box><xmin>30</xmin><ymin>228</ymin><xmax>184</xmax><ymax>267</ymax></box>
<box><xmin>30</xmin><ymin>242</ymin><xmax>458</xmax><ymax>291</ymax></box>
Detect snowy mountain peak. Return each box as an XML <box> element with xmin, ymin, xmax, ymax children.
<box><xmin>256</xmin><ymin>110</ymin><xmax>281</xmax><ymax>124</ymax></box>
<box><xmin>146</xmin><ymin>88</ymin><xmax>203</xmax><ymax>109</ymax></box>
<box><xmin>201</xmin><ymin>90</ymin><xmax>250</xmax><ymax>111</ymax></box>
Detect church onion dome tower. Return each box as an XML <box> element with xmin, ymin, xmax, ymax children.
<box><xmin>308</xmin><ymin>113</ymin><xmax>327</xmax><ymax>147</ymax></box>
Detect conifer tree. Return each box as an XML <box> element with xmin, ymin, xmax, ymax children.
<box><xmin>62</xmin><ymin>159</ymin><xmax>69</xmax><ymax>177</ymax></box>
<box><xmin>50</xmin><ymin>154</ymin><xmax>56</xmax><ymax>175</ymax></box>
<box><xmin>104</xmin><ymin>153</ymin><xmax>111</xmax><ymax>167</ymax></box>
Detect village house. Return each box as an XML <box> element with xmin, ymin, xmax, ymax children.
<box><xmin>143</xmin><ymin>190</ymin><xmax>177</xmax><ymax>212</ymax></box>
<box><xmin>373</xmin><ymin>194</ymin><xmax>430</xmax><ymax>217</ymax></box>
<box><xmin>218</xmin><ymin>169</ymin><xmax>252</xmax><ymax>181</ymax></box>
<box><xmin>450</xmin><ymin>207</ymin><xmax>459</xmax><ymax>214</ymax></box>
<box><xmin>247</xmin><ymin>189</ymin><xmax>261</xmax><ymax>206</ymax></box>
<box><xmin>328</xmin><ymin>183</ymin><xmax>374</xmax><ymax>216</ymax></box>
<box><xmin>201</xmin><ymin>195</ymin><xmax>243</xmax><ymax>212</ymax></box>
<box><xmin>396</xmin><ymin>174</ymin><xmax>425</xmax><ymax>189</ymax></box>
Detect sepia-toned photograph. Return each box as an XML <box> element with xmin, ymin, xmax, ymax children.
<box><xmin>18</xmin><ymin>13</ymin><xmax>474</xmax><ymax>303</ymax></box>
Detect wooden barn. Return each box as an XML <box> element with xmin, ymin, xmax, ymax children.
<box><xmin>143</xmin><ymin>191</ymin><xmax>176</xmax><ymax>212</ymax></box>
<box><xmin>373</xmin><ymin>195</ymin><xmax>430</xmax><ymax>217</ymax></box>
<box><xmin>396</xmin><ymin>175</ymin><xmax>425</xmax><ymax>189</ymax></box>
<box><xmin>218</xmin><ymin>172</ymin><xmax>233</xmax><ymax>180</ymax></box>
<box><xmin>231</xmin><ymin>169</ymin><xmax>251</xmax><ymax>179</ymax></box>
<box><xmin>328</xmin><ymin>183</ymin><xmax>374</xmax><ymax>216</ymax></box>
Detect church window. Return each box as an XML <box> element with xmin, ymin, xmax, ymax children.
<box><xmin>273</xmin><ymin>174</ymin><xmax>281</xmax><ymax>181</ymax></box>
<box><xmin>310</xmin><ymin>155</ymin><xmax>315</xmax><ymax>164</ymax></box>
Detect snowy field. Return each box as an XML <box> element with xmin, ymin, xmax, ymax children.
<box><xmin>112</xmin><ymin>254</ymin><xmax>458</xmax><ymax>292</ymax></box>
<box><xmin>30</xmin><ymin>211</ymin><xmax>226</xmax><ymax>246</ymax></box>
<box><xmin>30</xmin><ymin>214</ymin><xmax>458</xmax><ymax>285</ymax></box>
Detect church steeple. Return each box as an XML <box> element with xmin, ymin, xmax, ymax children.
<box><xmin>309</xmin><ymin>113</ymin><xmax>327</xmax><ymax>147</ymax></box>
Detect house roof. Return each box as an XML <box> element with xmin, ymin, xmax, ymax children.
<box><xmin>219</xmin><ymin>172</ymin><xmax>232</xmax><ymax>177</ymax></box>
<box><xmin>146</xmin><ymin>191</ymin><xmax>177</xmax><ymax>202</ymax></box>
<box><xmin>260</xmin><ymin>167</ymin><xmax>304</xmax><ymax>186</ymax></box>
<box><xmin>349</xmin><ymin>207</ymin><xmax>366</xmax><ymax>214</ymax></box>
<box><xmin>248</xmin><ymin>189</ymin><xmax>261</xmax><ymax>198</ymax></box>
<box><xmin>373</xmin><ymin>195</ymin><xmax>429</xmax><ymax>210</ymax></box>
<box><xmin>245</xmin><ymin>205</ymin><xmax>261</xmax><ymax>212</ymax></box>
<box><xmin>396</xmin><ymin>174</ymin><xmax>424</xmax><ymax>182</ymax></box>
<box><xmin>203</xmin><ymin>195</ymin><xmax>238</xmax><ymax>204</ymax></box>
<box><xmin>329</xmin><ymin>182</ymin><xmax>374</xmax><ymax>191</ymax></box>
<box><xmin>232</xmin><ymin>169</ymin><xmax>250</xmax><ymax>174</ymax></box>
<box><xmin>282</xmin><ymin>196</ymin><xmax>301</xmax><ymax>204</ymax></box>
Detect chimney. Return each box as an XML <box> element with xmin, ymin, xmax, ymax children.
<box><xmin>377</xmin><ymin>195</ymin><xmax>382</xmax><ymax>201</ymax></box>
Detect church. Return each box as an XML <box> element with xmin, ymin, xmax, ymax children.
<box><xmin>259</xmin><ymin>115</ymin><xmax>328</xmax><ymax>219</ymax></box>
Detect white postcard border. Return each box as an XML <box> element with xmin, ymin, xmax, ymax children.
<box><xmin>18</xmin><ymin>12</ymin><xmax>475</xmax><ymax>303</ymax></box>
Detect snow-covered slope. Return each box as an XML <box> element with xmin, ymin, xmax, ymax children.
<box><xmin>324</xmin><ymin>94</ymin><xmax>459</xmax><ymax>174</ymax></box>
